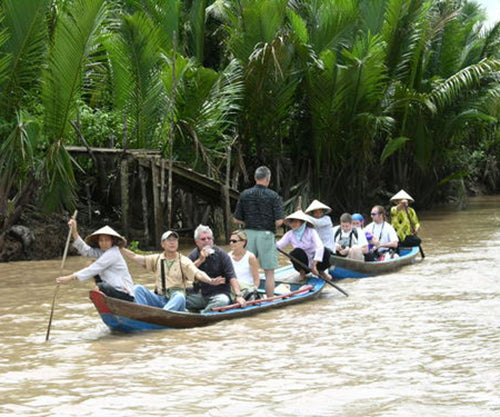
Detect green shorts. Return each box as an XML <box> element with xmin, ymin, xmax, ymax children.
<box><xmin>245</xmin><ymin>229</ymin><xmax>279</xmax><ymax>270</ymax></box>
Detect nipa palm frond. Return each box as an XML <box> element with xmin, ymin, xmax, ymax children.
<box><xmin>42</xmin><ymin>0</ymin><xmax>108</xmax><ymax>142</ymax></box>
<box><xmin>0</xmin><ymin>0</ymin><xmax>51</xmax><ymax>119</ymax></box>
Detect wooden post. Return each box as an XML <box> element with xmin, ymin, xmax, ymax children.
<box><xmin>160</xmin><ymin>158</ymin><xmax>166</xmax><ymax>204</ymax></box>
<box><xmin>223</xmin><ymin>145</ymin><xmax>232</xmax><ymax>243</ymax></box>
<box><xmin>139</xmin><ymin>163</ymin><xmax>150</xmax><ymax>245</ymax></box>
<box><xmin>120</xmin><ymin>158</ymin><xmax>129</xmax><ymax>236</ymax></box>
<box><xmin>151</xmin><ymin>157</ymin><xmax>163</xmax><ymax>242</ymax></box>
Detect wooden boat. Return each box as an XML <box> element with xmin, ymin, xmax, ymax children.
<box><xmin>329</xmin><ymin>246</ymin><xmax>421</xmax><ymax>279</ymax></box>
<box><xmin>89</xmin><ymin>265</ymin><xmax>325</xmax><ymax>332</ymax></box>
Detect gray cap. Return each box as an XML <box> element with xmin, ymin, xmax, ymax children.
<box><xmin>161</xmin><ymin>230</ymin><xmax>179</xmax><ymax>241</ymax></box>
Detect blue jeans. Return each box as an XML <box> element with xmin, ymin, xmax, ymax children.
<box><xmin>133</xmin><ymin>285</ymin><xmax>186</xmax><ymax>311</ymax></box>
<box><xmin>186</xmin><ymin>293</ymin><xmax>231</xmax><ymax>313</ymax></box>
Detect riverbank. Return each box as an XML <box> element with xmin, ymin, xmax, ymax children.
<box><xmin>0</xmin><ymin>189</ymin><xmax>493</xmax><ymax>262</ymax></box>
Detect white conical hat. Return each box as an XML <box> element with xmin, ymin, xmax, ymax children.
<box><xmin>85</xmin><ymin>225</ymin><xmax>126</xmax><ymax>248</ymax></box>
<box><xmin>305</xmin><ymin>199</ymin><xmax>331</xmax><ymax>214</ymax></box>
<box><xmin>390</xmin><ymin>189</ymin><xmax>414</xmax><ymax>203</ymax></box>
<box><xmin>285</xmin><ymin>210</ymin><xmax>314</xmax><ymax>226</ymax></box>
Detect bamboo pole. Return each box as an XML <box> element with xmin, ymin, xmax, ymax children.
<box><xmin>139</xmin><ymin>164</ymin><xmax>150</xmax><ymax>245</ymax></box>
<box><xmin>151</xmin><ymin>157</ymin><xmax>163</xmax><ymax>242</ymax></box>
<box><xmin>223</xmin><ymin>145</ymin><xmax>232</xmax><ymax>243</ymax></box>
<box><xmin>120</xmin><ymin>158</ymin><xmax>129</xmax><ymax>236</ymax></box>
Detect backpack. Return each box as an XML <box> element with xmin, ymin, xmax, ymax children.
<box><xmin>334</xmin><ymin>228</ymin><xmax>358</xmax><ymax>248</ymax></box>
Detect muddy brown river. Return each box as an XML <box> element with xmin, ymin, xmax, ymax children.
<box><xmin>1</xmin><ymin>196</ymin><xmax>499</xmax><ymax>416</ymax></box>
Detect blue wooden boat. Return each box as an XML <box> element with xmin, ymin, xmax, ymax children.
<box><xmin>329</xmin><ymin>247</ymin><xmax>421</xmax><ymax>279</ymax></box>
<box><xmin>89</xmin><ymin>266</ymin><xmax>325</xmax><ymax>332</ymax></box>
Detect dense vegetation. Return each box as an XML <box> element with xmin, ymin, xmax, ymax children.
<box><xmin>1</xmin><ymin>0</ymin><xmax>499</xmax><ymax>249</ymax></box>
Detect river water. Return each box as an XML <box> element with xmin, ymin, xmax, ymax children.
<box><xmin>1</xmin><ymin>196</ymin><xmax>499</xmax><ymax>417</ymax></box>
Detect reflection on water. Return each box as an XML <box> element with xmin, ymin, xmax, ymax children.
<box><xmin>1</xmin><ymin>196</ymin><xmax>499</xmax><ymax>417</ymax></box>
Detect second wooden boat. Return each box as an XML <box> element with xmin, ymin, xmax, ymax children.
<box><xmin>329</xmin><ymin>246</ymin><xmax>421</xmax><ymax>279</ymax></box>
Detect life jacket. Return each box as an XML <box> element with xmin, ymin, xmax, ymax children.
<box><xmin>334</xmin><ymin>228</ymin><xmax>358</xmax><ymax>248</ymax></box>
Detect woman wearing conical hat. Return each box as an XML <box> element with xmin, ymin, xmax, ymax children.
<box><xmin>276</xmin><ymin>210</ymin><xmax>332</xmax><ymax>281</ymax></box>
<box><xmin>56</xmin><ymin>219</ymin><xmax>134</xmax><ymax>301</ymax></box>
<box><xmin>389</xmin><ymin>190</ymin><xmax>422</xmax><ymax>248</ymax></box>
<box><xmin>305</xmin><ymin>200</ymin><xmax>335</xmax><ymax>251</ymax></box>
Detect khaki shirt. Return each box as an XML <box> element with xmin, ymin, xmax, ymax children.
<box><xmin>144</xmin><ymin>253</ymin><xmax>198</xmax><ymax>292</ymax></box>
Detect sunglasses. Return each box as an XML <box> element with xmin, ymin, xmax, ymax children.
<box><xmin>370</xmin><ymin>212</ymin><xmax>380</xmax><ymax>216</ymax></box>
<box><xmin>229</xmin><ymin>239</ymin><xmax>242</xmax><ymax>243</ymax></box>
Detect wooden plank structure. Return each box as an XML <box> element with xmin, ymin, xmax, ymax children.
<box><xmin>65</xmin><ymin>146</ymin><xmax>239</xmax><ymax>246</ymax></box>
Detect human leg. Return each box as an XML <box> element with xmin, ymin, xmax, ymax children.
<box><xmin>264</xmin><ymin>269</ymin><xmax>275</xmax><ymax>298</ymax></box>
<box><xmin>347</xmin><ymin>246</ymin><xmax>364</xmax><ymax>261</ymax></box>
<box><xmin>186</xmin><ymin>293</ymin><xmax>207</xmax><ymax>311</ymax></box>
<box><xmin>98</xmin><ymin>282</ymin><xmax>134</xmax><ymax>302</ymax></box>
<box><xmin>133</xmin><ymin>285</ymin><xmax>165</xmax><ymax>307</ymax></box>
<box><xmin>202</xmin><ymin>293</ymin><xmax>231</xmax><ymax>313</ymax></box>
<box><xmin>163</xmin><ymin>291</ymin><xmax>186</xmax><ymax>311</ymax></box>
<box><xmin>251</xmin><ymin>230</ymin><xmax>279</xmax><ymax>297</ymax></box>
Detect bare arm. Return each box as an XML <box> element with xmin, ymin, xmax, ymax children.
<box><xmin>194</xmin><ymin>271</ymin><xmax>225</xmax><ymax>286</ymax></box>
<box><xmin>248</xmin><ymin>253</ymin><xmax>261</xmax><ymax>287</ymax></box>
<box><xmin>120</xmin><ymin>248</ymin><xmax>146</xmax><ymax>267</ymax></box>
<box><xmin>68</xmin><ymin>219</ymin><xmax>80</xmax><ymax>240</ymax></box>
<box><xmin>230</xmin><ymin>277</ymin><xmax>246</xmax><ymax>306</ymax></box>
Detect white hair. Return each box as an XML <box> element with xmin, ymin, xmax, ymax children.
<box><xmin>194</xmin><ymin>224</ymin><xmax>213</xmax><ymax>240</ymax></box>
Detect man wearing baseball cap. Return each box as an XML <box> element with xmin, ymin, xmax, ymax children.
<box><xmin>121</xmin><ymin>230</ymin><xmax>224</xmax><ymax>311</ymax></box>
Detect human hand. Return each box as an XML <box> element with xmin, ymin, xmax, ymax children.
<box><xmin>235</xmin><ymin>295</ymin><xmax>246</xmax><ymax>307</ymax></box>
<box><xmin>56</xmin><ymin>275</ymin><xmax>75</xmax><ymax>285</ymax></box>
<box><xmin>68</xmin><ymin>219</ymin><xmax>78</xmax><ymax>235</ymax></box>
<box><xmin>210</xmin><ymin>276</ymin><xmax>225</xmax><ymax>285</ymax></box>
<box><xmin>311</xmin><ymin>266</ymin><xmax>319</xmax><ymax>276</ymax></box>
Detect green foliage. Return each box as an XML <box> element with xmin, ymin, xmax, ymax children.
<box><xmin>0</xmin><ymin>0</ymin><xmax>499</xmax><ymax>217</ymax></box>
<box><xmin>0</xmin><ymin>0</ymin><xmax>50</xmax><ymax>120</ymax></box>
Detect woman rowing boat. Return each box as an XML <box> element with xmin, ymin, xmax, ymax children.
<box><xmin>55</xmin><ymin>220</ymin><xmax>134</xmax><ymax>301</ymax></box>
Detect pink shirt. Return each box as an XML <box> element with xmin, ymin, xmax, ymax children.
<box><xmin>276</xmin><ymin>227</ymin><xmax>325</xmax><ymax>267</ymax></box>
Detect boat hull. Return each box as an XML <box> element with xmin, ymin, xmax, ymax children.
<box><xmin>329</xmin><ymin>247</ymin><xmax>420</xmax><ymax>279</ymax></box>
<box><xmin>90</xmin><ymin>266</ymin><xmax>325</xmax><ymax>332</ymax></box>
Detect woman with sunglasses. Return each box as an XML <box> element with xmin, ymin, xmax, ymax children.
<box><xmin>228</xmin><ymin>230</ymin><xmax>261</xmax><ymax>299</ymax></box>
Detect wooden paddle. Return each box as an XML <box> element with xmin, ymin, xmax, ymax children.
<box><xmin>45</xmin><ymin>210</ymin><xmax>77</xmax><ymax>341</ymax></box>
<box><xmin>276</xmin><ymin>247</ymin><xmax>348</xmax><ymax>297</ymax></box>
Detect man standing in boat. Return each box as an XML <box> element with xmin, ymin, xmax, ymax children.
<box><xmin>187</xmin><ymin>225</ymin><xmax>246</xmax><ymax>312</ymax></box>
<box><xmin>233</xmin><ymin>166</ymin><xmax>284</xmax><ymax>298</ymax></box>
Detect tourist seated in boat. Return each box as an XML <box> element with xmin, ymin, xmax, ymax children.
<box><xmin>352</xmin><ymin>213</ymin><xmax>377</xmax><ymax>257</ymax></box>
<box><xmin>304</xmin><ymin>200</ymin><xmax>335</xmax><ymax>251</ymax></box>
<box><xmin>186</xmin><ymin>225</ymin><xmax>246</xmax><ymax>312</ymax></box>
<box><xmin>228</xmin><ymin>230</ymin><xmax>261</xmax><ymax>301</ymax></box>
<box><xmin>363</xmin><ymin>205</ymin><xmax>399</xmax><ymax>261</ymax></box>
<box><xmin>121</xmin><ymin>231</ymin><xmax>223</xmax><ymax>311</ymax></box>
<box><xmin>276</xmin><ymin>210</ymin><xmax>332</xmax><ymax>281</ymax></box>
<box><xmin>389</xmin><ymin>190</ymin><xmax>422</xmax><ymax>248</ymax></box>
<box><xmin>56</xmin><ymin>220</ymin><xmax>134</xmax><ymax>301</ymax></box>
<box><xmin>332</xmin><ymin>213</ymin><xmax>368</xmax><ymax>260</ymax></box>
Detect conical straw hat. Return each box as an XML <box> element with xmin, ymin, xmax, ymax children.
<box><xmin>305</xmin><ymin>199</ymin><xmax>331</xmax><ymax>214</ymax></box>
<box><xmin>285</xmin><ymin>210</ymin><xmax>314</xmax><ymax>226</ymax></box>
<box><xmin>85</xmin><ymin>225</ymin><xmax>126</xmax><ymax>248</ymax></box>
<box><xmin>390</xmin><ymin>189</ymin><xmax>414</xmax><ymax>203</ymax></box>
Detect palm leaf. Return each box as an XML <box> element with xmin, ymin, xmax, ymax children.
<box><xmin>380</xmin><ymin>136</ymin><xmax>411</xmax><ymax>163</ymax></box>
<box><xmin>430</xmin><ymin>58</ymin><xmax>500</xmax><ymax>110</ymax></box>
<box><xmin>0</xmin><ymin>0</ymin><xmax>51</xmax><ymax>119</ymax></box>
<box><xmin>42</xmin><ymin>0</ymin><xmax>108</xmax><ymax>141</ymax></box>
<box><xmin>104</xmin><ymin>11</ymin><xmax>167</xmax><ymax>148</ymax></box>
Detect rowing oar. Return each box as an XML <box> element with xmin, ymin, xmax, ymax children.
<box><xmin>418</xmin><ymin>244</ymin><xmax>425</xmax><ymax>259</ymax></box>
<box><xmin>45</xmin><ymin>210</ymin><xmax>77</xmax><ymax>341</ymax></box>
<box><xmin>276</xmin><ymin>247</ymin><xmax>348</xmax><ymax>297</ymax></box>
